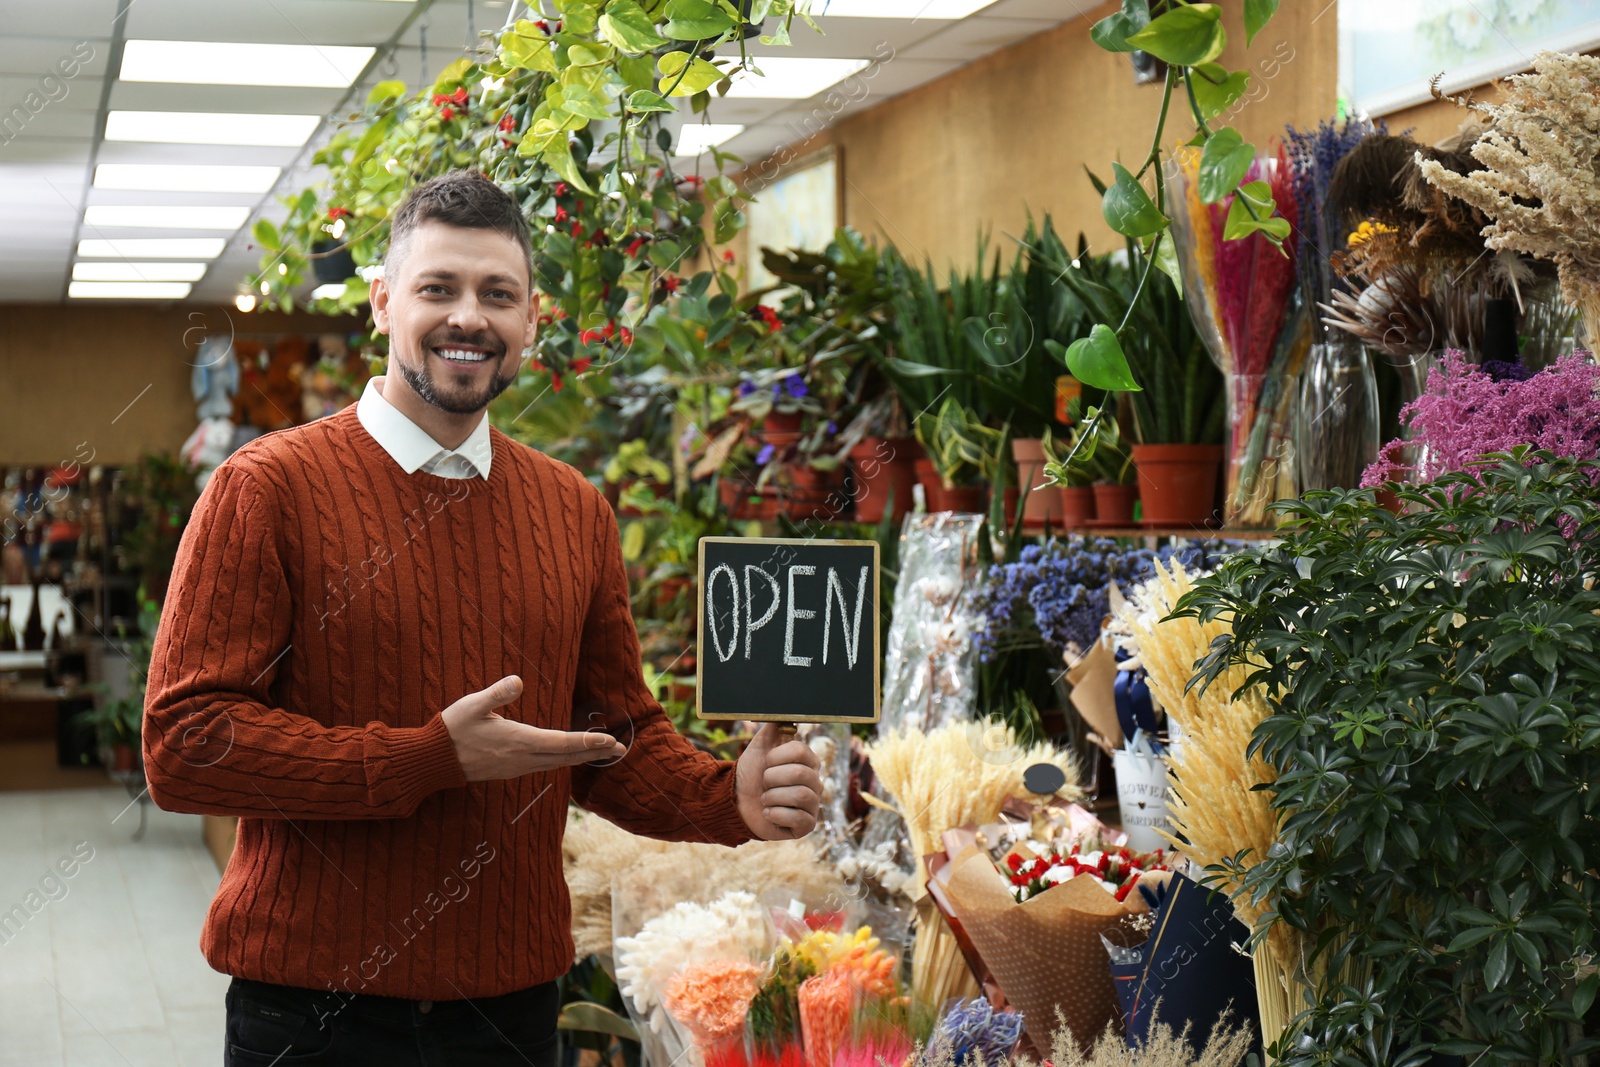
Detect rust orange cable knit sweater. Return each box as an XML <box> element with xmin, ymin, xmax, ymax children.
<box><xmin>143</xmin><ymin>403</ymin><xmax>752</xmax><ymax>1000</ymax></box>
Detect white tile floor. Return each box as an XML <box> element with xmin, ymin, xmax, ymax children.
<box><xmin>0</xmin><ymin>788</ymin><xmax>229</xmax><ymax>1067</ymax></box>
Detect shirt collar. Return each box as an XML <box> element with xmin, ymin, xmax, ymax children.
<box><xmin>356</xmin><ymin>375</ymin><xmax>493</xmax><ymax>480</ymax></box>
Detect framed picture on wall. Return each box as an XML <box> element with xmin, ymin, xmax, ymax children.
<box><xmin>743</xmin><ymin>147</ymin><xmax>841</xmax><ymax>292</ymax></box>
<box><xmin>1339</xmin><ymin>0</ymin><xmax>1600</xmax><ymax>115</ymax></box>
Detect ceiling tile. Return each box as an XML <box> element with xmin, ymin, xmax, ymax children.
<box><xmin>895</xmin><ymin>16</ymin><xmax>1064</xmax><ymax>60</ymax></box>
<box><xmin>123</xmin><ymin>0</ymin><xmax>419</xmax><ymax>46</ymax></box>
<box><xmin>0</xmin><ymin>35</ymin><xmax>115</xmax><ymax>78</ymax></box>
<box><xmin>0</xmin><ymin>3</ymin><xmax>123</xmax><ymax>38</ymax></box>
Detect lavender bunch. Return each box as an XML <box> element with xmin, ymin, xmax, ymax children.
<box><xmin>1286</xmin><ymin>117</ymin><xmax>1383</xmax><ymax>307</ymax></box>
<box><xmin>932</xmin><ymin>997</ymin><xmax>1025</xmax><ymax>1067</ymax></box>
<box><xmin>972</xmin><ymin>538</ymin><xmax>1241</xmax><ymax>661</ymax></box>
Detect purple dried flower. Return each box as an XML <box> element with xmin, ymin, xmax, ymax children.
<box><xmin>756</xmin><ymin>443</ymin><xmax>775</xmax><ymax>465</ymax></box>
<box><xmin>738</xmin><ymin>380</ymin><xmax>757</xmax><ymax>397</ymax></box>
<box><xmin>1285</xmin><ymin>117</ymin><xmax>1383</xmax><ymax>305</ymax></box>
<box><xmin>1362</xmin><ymin>349</ymin><xmax>1600</xmax><ymax>486</ymax></box>
<box><xmin>784</xmin><ymin>376</ymin><xmax>808</xmax><ymax>398</ymax></box>
<box><xmin>934</xmin><ymin>997</ymin><xmax>1024</xmax><ymax>1067</ymax></box>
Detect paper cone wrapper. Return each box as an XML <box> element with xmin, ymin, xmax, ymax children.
<box><xmin>939</xmin><ymin>846</ymin><xmax>1148</xmax><ymax>1053</ymax></box>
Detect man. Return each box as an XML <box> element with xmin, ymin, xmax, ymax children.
<box><xmin>143</xmin><ymin>171</ymin><xmax>824</xmax><ymax>1066</ymax></box>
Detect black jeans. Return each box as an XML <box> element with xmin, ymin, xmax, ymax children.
<box><xmin>224</xmin><ymin>976</ymin><xmax>559</xmax><ymax>1066</ymax></box>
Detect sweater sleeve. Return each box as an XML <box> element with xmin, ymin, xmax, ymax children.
<box><xmin>568</xmin><ymin>499</ymin><xmax>754</xmax><ymax>847</ymax></box>
<box><xmin>142</xmin><ymin>461</ymin><xmax>468</xmax><ymax>820</ymax></box>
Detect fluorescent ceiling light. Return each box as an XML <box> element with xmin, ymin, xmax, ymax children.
<box><xmin>676</xmin><ymin>123</ymin><xmax>745</xmax><ymax>155</ymax></box>
<box><xmin>105</xmin><ymin>110</ymin><xmax>321</xmax><ymax>147</ymax></box>
<box><xmin>310</xmin><ymin>283</ymin><xmax>348</xmax><ymax>300</ymax></box>
<box><xmin>78</xmin><ymin>238</ymin><xmax>227</xmax><ymax>259</ymax></box>
<box><xmin>94</xmin><ymin>163</ymin><xmax>280</xmax><ymax>193</ymax></box>
<box><xmin>84</xmin><ymin>205</ymin><xmax>252</xmax><ymax>230</ymax></box>
<box><xmin>72</xmin><ymin>261</ymin><xmax>209</xmax><ymax>282</ymax></box>
<box><xmin>120</xmin><ymin>40</ymin><xmax>374</xmax><ymax>88</ymax></box>
<box><xmin>810</xmin><ymin>0</ymin><xmax>999</xmax><ymax>15</ymax></box>
<box><xmin>69</xmin><ymin>281</ymin><xmax>192</xmax><ymax>300</ymax></box>
<box><xmin>724</xmin><ymin>58</ymin><xmax>872</xmax><ymax>99</ymax></box>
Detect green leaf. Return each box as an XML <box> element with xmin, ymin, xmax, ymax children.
<box><xmin>542</xmin><ymin>143</ymin><xmax>595</xmax><ymax>195</ymax></box>
<box><xmin>599</xmin><ymin>0</ymin><xmax>669</xmax><ymax>53</ymax></box>
<box><xmin>1484</xmin><ymin>938</ymin><xmax>1510</xmax><ymax>990</ymax></box>
<box><xmin>502</xmin><ymin>22</ymin><xmax>557</xmax><ymax>72</ymax></box>
<box><xmin>662</xmin><ymin>0</ymin><xmax>737</xmax><ymax>41</ymax></box>
<box><xmin>1189</xmin><ymin>63</ymin><xmax>1250</xmax><ymax>121</ymax></box>
<box><xmin>1574</xmin><ymin>972</ymin><xmax>1600</xmax><ymax>1017</ymax></box>
<box><xmin>1089</xmin><ymin>0</ymin><xmax>1150</xmax><ymax>53</ymax></box>
<box><xmin>1125</xmin><ymin>4</ymin><xmax>1225</xmax><ymax>67</ymax></box>
<box><xmin>558</xmin><ymin>1001</ymin><xmax>638</xmax><ymax>1040</ymax></box>
<box><xmin>1065</xmin><ymin>324</ymin><xmax>1142</xmax><ymax>392</ymax></box>
<box><xmin>1148</xmin><ymin>232</ymin><xmax>1183</xmax><ymax>297</ymax></box>
<box><xmin>1244</xmin><ymin>0</ymin><xmax>1280</xmax><ymax>46</ymax></box>
<box><xmin>556</xmin><ymin>0</ymin><xmax>599</xmax><ymax>35</ymax></box>
<box><xmin>565</xmin><ymin>42</ymin><xmax>611</xmax><ymax>67</ymax></box>
<box><xmin>1199</xmin><ymin>127</ymin><xmax>1256</xmax><ymax>204</ymax></box>
<box><xmin>1101</xmin><ymin>161</ymin><xmax>1168</xmax><ymax>239</ymax></box>
<box><xmin>657</xmin><ymin>51</ymin><xmax>725</xmax><ymax>96</ymax></box>
<box><xmin>625</xmin><ymin>89</ymin><xmax>675</xmax><ymax>113</ymax></box>
<box><xmin>365</xmin><ymin>79</ymin><xmax>406</xmax><ymax>104</ymax></box>
<box><xmin>251</xmin><ymin>218</ymin><xmax>280</xmax><ymax>252</ymax></box>
<box><xmin>1223</xmin><ymin>180</ymin><xmax>1290</xmax><ymax>242</ymax></box>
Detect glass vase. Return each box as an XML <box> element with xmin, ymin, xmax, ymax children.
<box><xmin>1296</xmin><ymin>333</ymin><xmax>1380</xmax><ymax>492</ymax></box>
<box><xmin>1223</xmin><ymin>367</ymin><xmax>1301</xmax><ymax>527</ymax></box>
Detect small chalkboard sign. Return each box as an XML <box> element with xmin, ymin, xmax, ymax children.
<box><xmin>696</xmin><ymin>537</ymin><xmax>881</xmax><ymax>724</ymax></box>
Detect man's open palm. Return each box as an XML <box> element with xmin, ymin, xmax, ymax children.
<box><xmin>443</xmin><ymin>675</ymin><xmax>627</xmax><ymax>781</ymax></box>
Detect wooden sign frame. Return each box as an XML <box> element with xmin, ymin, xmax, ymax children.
<box><xmin>695</xmin><ymin>536</ymin><xmax>882</xmax><ymax>725</ymax></box>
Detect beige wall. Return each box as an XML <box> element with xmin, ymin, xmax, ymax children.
<box><xmin>0</xmin><ymin>304</ymin><xmax>363</xmax><ymax>467</ymax></box>
<box><xmin>741</xmin><ymin>3</ymin><xmax>1339</xmax><ymax>272</ymax></box>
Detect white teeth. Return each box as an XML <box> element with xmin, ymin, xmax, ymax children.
<box><xmin>437</xmin><ymin>348</ymin><xmax>489</xmax><ymax>363</ymax></box>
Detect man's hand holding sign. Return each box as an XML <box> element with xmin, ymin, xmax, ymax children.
<box><xmin>700</xmin><ymin>537</ymin><xmax>881</xmax><ymax>840</ymax></box>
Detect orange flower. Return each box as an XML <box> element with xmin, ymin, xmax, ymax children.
<box><xmin>662</xmin><ymin>959</ymin><xmax>764</xmax><ymax>1050</ymax></box>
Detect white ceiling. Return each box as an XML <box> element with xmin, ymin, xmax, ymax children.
<box><xmin>0</xmin><ymin>0</ymin><xmax>1095</xmax><ymax>306</ymax></box>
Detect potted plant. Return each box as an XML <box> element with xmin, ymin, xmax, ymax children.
<box><xmin>1179</xmin><ymin>450</ymin><xmax>1600</xmax><ymax>1065</ymax></box>
<box><xmin>1042</xmin><ymin>237</ymin><xmax>1224</xmax><ymax>528</ymax></box>
<box><xmin>913</xmin><ymin>397</ymin><xmax>1004</xmax><ymax>513</ymax></box>
<box><xmin>1044</xmin><ymin>409</ymin><xmax>1135</xmax><ymax>525</ymax></box>
<box><xmin>729</xmin><ymin>368</ymin><xmax>821</xmax><ymax>439</ymax></box>
<box><xmin>605</xmin><ymin>440</ymin><xmax>673</xmax><ymax>518</ymax></box>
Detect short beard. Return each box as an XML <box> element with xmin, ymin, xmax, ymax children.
<box><xmin>396</xmin><ymin>331</ymin><xmax>516</xmax><ymax>415</ymax></box>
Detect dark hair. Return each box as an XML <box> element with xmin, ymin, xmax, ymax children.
<box><xmin>385</xmin><ymin>170</ymin><xmax>532</xmax><ymax>281</ymax></box>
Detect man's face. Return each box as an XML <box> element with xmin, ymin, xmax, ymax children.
<box><xmin>371</xmin><ymin>220</ymin><xmax>538</xmax><ymax>415</ymax></box>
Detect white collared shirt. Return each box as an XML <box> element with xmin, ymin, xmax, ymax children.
<box><xmin>356</xmin><ymin>376</ymin><xmax>492</xmax><ymax>480</ymax></box>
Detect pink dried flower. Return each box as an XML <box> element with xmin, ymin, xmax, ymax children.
<box><xmin>1362</xmin><ymin>349</ymin><xmax>1600</xmax><ymax>486</ymax></box>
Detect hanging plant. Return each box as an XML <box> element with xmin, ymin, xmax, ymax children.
<box><xmin>247</xmin><ymin>0</ymin><xmax>811</xmax><ymax>383</ymax></box>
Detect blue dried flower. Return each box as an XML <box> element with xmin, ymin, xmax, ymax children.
<box><xmin>784</xmin><ymin>376</ymin><xmax>808</xmax><ymax>398</ymax></box>
<box><xmin>935</xmin><ymin>997</ymin><xmax>1024</xmax><ymax>1067</ymax></box>
<box><xmin>737</xmin><ymin>380</ymin><xmax>757</xmax><ymax>397</ymax></box>
<box><xmin>756</xmin><ymin>444</ymin><xmax>775</xmax><ymax>465</ymax></box>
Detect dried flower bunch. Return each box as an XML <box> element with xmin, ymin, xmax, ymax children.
<box><xmin>908</xmin><ymin>1006</ymin><xmax>1253</xmax><ymax>1067</ymax></box>
<box><xmin>564</xmin><ymin>809</ymin><xmax>844</xmax><ymax>962</ymax></box>
<box><xmin>1418</xmin><ymin>50</ymin><xmax>1600</xmax><ymax>342</ymax></box>
<box><xmin>865</xmin><ymin>720</ymin><xmax>1081</xmax><ymax>893</ymax></box>
<box><xmin>1361</xmin><ymin>348</ymin><xmax>1600</xmax><ymax>485</ymax></box>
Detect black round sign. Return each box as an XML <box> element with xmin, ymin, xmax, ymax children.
<box><xmin>1023</xmin><ymin>762</ymin><xmax>1068</xmax><ymax>796</ymax></box>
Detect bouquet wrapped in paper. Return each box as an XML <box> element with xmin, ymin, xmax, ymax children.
<box><xmin>929</xmin><ymin>816</ymin><xmax>1169</xmax><ymax>1053</ymax></box>
<box><xmin>1167</xmin><ymin>144</ymin><xmax>1307</xmax><ymax>526</ymax></box>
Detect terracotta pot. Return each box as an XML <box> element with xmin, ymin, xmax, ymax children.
<box><xmin>849</xmin><ymin>437</ymin><xmax>918</xmax><ymax>524</ymax></box>
<box><xmin>654</xmin><ymin>576</ymin><xmax>692</xmax><ymax>613</ymax></box>
<box><xmin>763</xmin><ymin>411</ymin><xmax>804</xmax><ymax>434</ymax></box>
<box><xmin>112</xmin><ymin>743</ymin><xmax>135</xmax><ymax>772</ymax></box>
<box><xmin>915</xmin><ymin>460</ymin><xmax>986</xmax><ymax>512</ymax></box>
<box><xmin>1132</xmin><ymin>444</ymin><xmax>1223</xmax><ymax>528</ymax></box>
<box><xmin>1010</xmin><ymin>438</ymin><xmax>1062</xmax><ymax>527</ymax></box>
<box><xmin>1058</xmin><ymin>485</ymin><xmax>1096</xmax><ymax>528</ymax></box>
<box><xmin>783</xmin><ymin>466</ymin><xmax>848</xmax><ymax>521</ymax></box>
<box><xmin>719</xmin><ymin>477</ymin><xmax>759</xmax><ymax>519</ymax></box>
<box><xmin>1092</xmin><ymin>483</ymin><xmax>1139</xmax><ymax>525</ymax></box>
